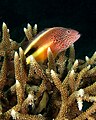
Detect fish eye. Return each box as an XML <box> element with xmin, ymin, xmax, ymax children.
<box><xmin>66</xmin><ymin>30</ymin><xmax>71</xmax><ymax>34</ymax></box>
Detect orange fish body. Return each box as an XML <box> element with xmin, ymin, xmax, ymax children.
<box><xmin>24</xmin><ymin>27</ymin><xmax>80</xmax><ymax>64</ymax></box>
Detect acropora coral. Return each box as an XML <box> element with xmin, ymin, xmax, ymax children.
<box><xmin>0</xmin><ymin>22</ymin><xmax>96</xmax><ymax>120</ymax></box>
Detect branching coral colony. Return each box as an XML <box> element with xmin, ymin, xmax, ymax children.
<box><xmin>0</xmin><ymin>22</ymin><xmax>96</xmax><ymax>120</ymax></box>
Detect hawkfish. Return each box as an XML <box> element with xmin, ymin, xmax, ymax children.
<box><xmin>24</xmin><ymin>27</ymin><xmax>80</xmax><ymax>64</ymax></box>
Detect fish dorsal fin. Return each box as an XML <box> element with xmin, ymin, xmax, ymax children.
<box><xmin>24</xmin><ymin>28</ymin><xmax>53</xmax><ymax>55</ymax></box>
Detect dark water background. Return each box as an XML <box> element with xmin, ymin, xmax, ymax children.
<box><xmin>0</xmin><ymin>0</ymin><xmax>96</xmax><ymax>59</ymax></box>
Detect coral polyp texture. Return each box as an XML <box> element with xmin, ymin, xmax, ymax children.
<box><xmin>0</xmin><ymin>23</ymin><xmax>96</xmax><ymax>120</ymax></box>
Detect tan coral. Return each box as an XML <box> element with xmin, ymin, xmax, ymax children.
<box><xmin>0</xmin><ymin>22</ymin><xmax>96</xmax><ymax>120</ymax></box>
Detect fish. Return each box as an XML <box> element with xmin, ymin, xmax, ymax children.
<box><xmin>24</xmin><ymin>27</ymin><xmax>80</xmax><ymax>64</ymax></box>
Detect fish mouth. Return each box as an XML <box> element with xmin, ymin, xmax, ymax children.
<box><xmin>75</xmin><ymin>33</ymin><xmax>81</xmax><ymax>40</ymax></box>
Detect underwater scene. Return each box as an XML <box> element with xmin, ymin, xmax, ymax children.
<box><xmin>0</xmin><ymin>0</ymin><xmax>96</xmax><ymax>120</ymax></box>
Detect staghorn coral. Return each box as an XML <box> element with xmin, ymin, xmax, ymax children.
<box><xmin>0</xmin><ymin>22</ymin><xmax>96</xmax><ymax>120</ymax></box>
